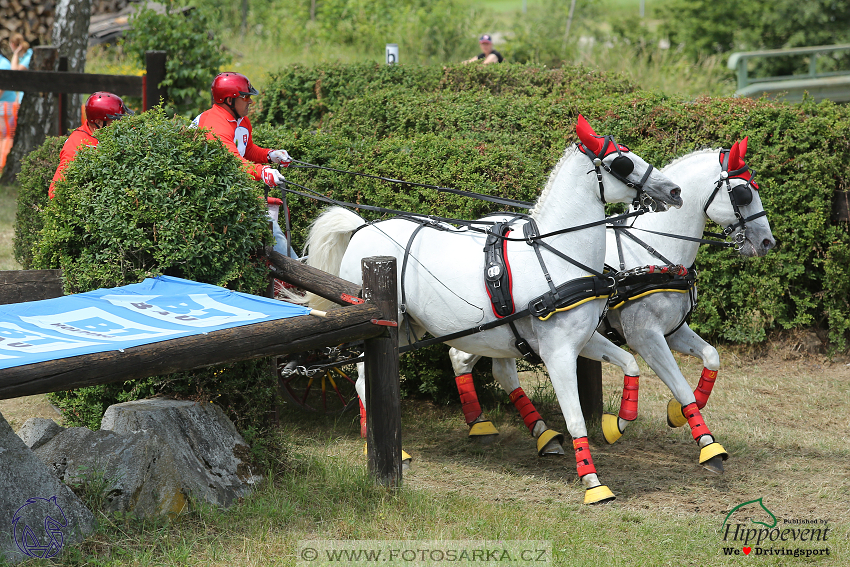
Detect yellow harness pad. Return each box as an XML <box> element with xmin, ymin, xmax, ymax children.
<box><xmin>601</xmin><ymin>413</ymin><xmax>624</xmax><ymax>444</ymax></box>
<box><xmin>609</xmin><ymin>287</ymin><xmax>689</xmax><ymax>310</ymax></box>
<box><xmin>537</xmin><ymin>295</ymin><xmax>610</xmax><ymax>321</ymax></box>
<box><xmin>363</xmin><ymin>443</ymin><xmax>412</xmax><ymax>463</ymax></box>
<box><xmin>666</xmin><ymin>399</ymin><xmax>688</xmax><ymax>428</ymax></box>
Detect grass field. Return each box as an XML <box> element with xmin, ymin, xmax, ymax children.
<box><xmin>2</xmin><ymin>340</ymin><xmax>848</xmax><ymax>566</ymax></box>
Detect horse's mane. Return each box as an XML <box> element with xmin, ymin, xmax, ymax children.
<box><xmin>530</xmin><ymin>145</ymin><xmax>580</xmax><ymax>217</ymax></box>
<box><xmin>663</xmin><ymin>148</ymin><xmax>720</xmax><ymax>169</ymax></box>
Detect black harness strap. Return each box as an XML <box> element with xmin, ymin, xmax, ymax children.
<box><xmin>484</xmin><ymin>221</ymin><xmax>517</xmax><ymax>318</ymax></box>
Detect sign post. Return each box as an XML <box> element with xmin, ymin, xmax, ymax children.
<box><xmin>385</xmin><ymin>44</ymin><xmax>399</xmax><ymax>65</ymax></box>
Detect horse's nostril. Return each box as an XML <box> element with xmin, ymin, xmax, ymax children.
<box><xmin>763</xmin><ymin>238</ymin><xmax>775</xmax><ymax>250</ymax></box>
<box><xmin>671</xmin><ymin>188</ymin><xmax>681</xmax><ymax>199</ymax></box>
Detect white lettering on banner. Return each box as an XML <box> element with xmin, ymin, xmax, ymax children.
<box><xmin>234</xmin><ymin>124</ymin><xmax>249</xmax><ymax>156</ymax></box>
<box><xmin>21</xmin><ymin>307</ymin><xmax>181</xmax><ymax>342</ymax></box>
<box><xmin>100</xmin><ymin>294</ymin><xmax>268</xmax><ymax>328</ymax></box>
<box><xmin>0</xmin><ymin>322</ymin><xmax>103</xmax><ymax>354</ymax></box>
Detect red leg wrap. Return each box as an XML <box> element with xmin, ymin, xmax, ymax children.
<box><xmin>693</xmin><ymin>368</ymin><xmax>718</xmax><ymax>410</ymax></box>
<box><xmin>573</xmin><ymin>437</ymin><xmax>597</xmax><ymax>478</ymax></box>
<box><xmin>455</xmin><ymin>374</ymin><xmax>482</xmax><ymax>425</ymax></box>
<box><xmin>359</xmin><ymin>398</ymin><xmax>367</xmax><ymax>438</ymax></box>
<box><xmin>509</xmin><ymin>387</ymin><xmax>543</xmax><ymax>433</ymax></box>
<box><xmin>682</xmin><ymin>402</ymin><xmax>711</xmax><ymax>440</ymax></box>
<box><xmin>618</xmin><ymin>375</ymin><xmax>639</xmax><ymax>421</ymax></box>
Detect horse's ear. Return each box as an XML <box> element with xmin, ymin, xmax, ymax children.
<box><xmin>577</xmin><ymin>114</ymin><xmax>604</xmax><ymax>155</ymax></box>
<box><xmin>739</xmin><ymin>136</ymin><xmax>749</xmax><ymax>159</ymax></box>
<box><xmin>728</xmin><ymin>140</ymin><xmax>742</xmax><ymax>170</ymax></box>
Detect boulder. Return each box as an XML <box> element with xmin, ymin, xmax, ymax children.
<box><xmin>33</xmin><ymin>426</ymin><xmax>187</xmax><ymax>518</ymax></box>
<box><xmin>17</xmin><ymin>418</ymin><xmax>65</xmax><ymax>450</ymax></box>
<box><xmin>0</xmin><ymin>412</ymin><xmax>94</xmax><ymax>566</ymax></box>
<box><xmin>101</xmin><ymin>399</ymin><xmax>262</xmax><ymax>508</ymax></box>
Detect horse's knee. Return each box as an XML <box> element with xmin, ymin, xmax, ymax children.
<box><xmin>702</xmin><ymin>346</ymin><xmax>720</xmax><ymax>371</ymax></box>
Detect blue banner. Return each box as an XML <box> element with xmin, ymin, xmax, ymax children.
<box><xmin>0</xmin><ymin>276</ymin><xmax>312</xmax><ymax>370</ymax></box>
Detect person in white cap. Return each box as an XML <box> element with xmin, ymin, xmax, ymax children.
<box><xmin>464</xmin><ymin>34</ymin><xmax>503</xmax><ymax>65</ymax></box>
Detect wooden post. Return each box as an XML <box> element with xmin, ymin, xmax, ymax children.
<box><xmin>576</xmin><ymin>356</ymin><xmax>603</xmax><ymax>425</ymax></box>
<box><xmin>144</xmin><ymin>51</ymin><xmax>167</xmax><ymax>111</ymax></box>
<box><xmin>0</xmin><ymin>270</ymin><xmax>64</xmax><ymax>306</ymax></box>
<box><xmin>361</xmin><ymin>256</ymin><xmax>402</xmax><ymax>487</ymax></box>
<box><xmin>57</xmin><ymin>56</ymin><xmax>68</xmax><ymax>136</ymax></box>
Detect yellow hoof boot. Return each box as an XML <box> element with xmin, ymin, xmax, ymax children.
<box><xmin>364</xmin><ymin>443</ymin><xmax>414</xmax><ymax>465</ymax></box>
<box><xmin>584</xmin><ymin>485</ymin><xmax>616</xmax><ymax>505</ymax></box>
<box><xmin>536</xmin><ymin>429</ymin><xmax>565</xmax><ymax>456</ymax></box>
<box><xmin>469</xmin><ymin>421</ymin><xmax>499</xmax><ymax>437</ymax></box>
<box><xmin>699</xmin><ymin>442</ymin><xmax>728</xmax><ymax>464</ymax></box>
<box><xmin>667</xmin><ymin>399</ymin><xmax>688</xmax><ymax>428</ymax></box>
<box><xmin>601</xmin><ymin>413</ymin><xmax>623</xmax><ymax>444</ymax></box>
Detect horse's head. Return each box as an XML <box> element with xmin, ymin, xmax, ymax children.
<box><xmin>703</xmin><ymin>138</ymin><xmax>775</xmax><ymax>257</ymax></box>
<box><xmin>577</xmin><ymin>115</ymin><xmax>683</xmax><ymax>210</ymax></box>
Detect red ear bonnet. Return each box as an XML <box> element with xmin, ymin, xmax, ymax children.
<box><xmin>576</xmin><ymin>114</ymin><xmax>629</xmax><ymax>157</ymax></box>
<box><xmin>577</xmin><ymin>114</ymin><xmax>605</xmax><ymax>156</ymax></box>
<box><xmin>722</xmin><ymin>137</ymin><xmax>758</xmax><ymax>189</ymax></box>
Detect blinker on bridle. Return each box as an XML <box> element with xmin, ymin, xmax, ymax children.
<box><xmin>578</xmin><ymin>136</ymin><xmax>656</xmax><ymax>210</ymax></box>
<box><xmin>703</xmin><ymin>148</ymin><xmax>767</xmax><ymax>250</ymax></box>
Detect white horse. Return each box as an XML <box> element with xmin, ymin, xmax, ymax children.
<box><xmin>449</xmin><ymin>138</ymin><xmax>775</xmax><ymax>474</ymax></box>
<box><xmin>303</xmin><ymin>115</ymin><xmax>683</xmax><ymax>504</ymax></box>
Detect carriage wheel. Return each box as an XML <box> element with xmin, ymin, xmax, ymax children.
<box><xmin>274</xmin><ymin>351</ymin><xmax>360</xmax><ymax>415</ymax></box>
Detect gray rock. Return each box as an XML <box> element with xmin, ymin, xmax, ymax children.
<box><xmin>0</xmin><ymin>411</ymin><xmax>94</xmax><ymax>566</ymax></box>
<box><xmin>101</xmin><ymin>399</ymin><xmax>262</xmax><ymax>508</ymax></box>
<box><xmin>33</xmin><ymin>426</ymin><xmax>187</xmax><ymax>518</ymax></box>
<box><xmin>17</xmin><ymin>418</ymin><xmax>65</xmax><ymax>450</ymax></box>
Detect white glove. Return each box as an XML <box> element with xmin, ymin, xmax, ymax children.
<box><xmin>262</xmin><ymin>166</ymin><xmax>286</xmax><ymax>187</ymax></box>
<box><xmin>268</xmin><ymin>149</ymin><xmax>292</xmax><ymax>166</ymax></box>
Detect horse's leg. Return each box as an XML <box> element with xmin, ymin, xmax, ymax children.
<box><xmin>538</xmin><ymin>341</ymin><xmax>615</xmax><ymax>504</ymax></box>
<box><xmin>355</xmin><ymin>319</ymin><xmax>425</xmax><ymax>467</ymax></box>
<box><xmin>665</xmin><ymin>323</ymin><xmax>720</xmax><ymax>413</ymax></box>
<box><xmin>448</xmin><ymin>348</ymin><xmax>499</xmax><ymax>444</ymax></box>
<box><xmin>626</xmin><ymin>329</ymin><xmax>728</xmax><ymax>474</ymax></box>
<box><xmin>579</xmin><ymin>332</ymin><xmax>641</xmax><ymax>444</ymax></box>
<box><xmin>490</xmin><ymin>358</ymin><xmax>565</xmax><ymax>456</ymax></box>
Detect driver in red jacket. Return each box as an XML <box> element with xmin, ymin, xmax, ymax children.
<box><xmin>192</xmin><ymin>72</ymin><xmax>298</xmax><ymax>259</ymax></box>
<box><xmin>49</xmin><ymin>92</ymin><xmax>133</xmax><ymax>198</ymax></box>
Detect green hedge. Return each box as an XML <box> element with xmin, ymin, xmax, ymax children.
<box><xmin>255</xmin><ymin>63</ymin><xmax>850</xmax><ymax>352</ymax></box>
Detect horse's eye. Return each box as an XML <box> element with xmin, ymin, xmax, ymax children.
<box><xmin>611</xmin><ymin>155</ymin><xmax>634</xmax><ymax>176</ymax></box>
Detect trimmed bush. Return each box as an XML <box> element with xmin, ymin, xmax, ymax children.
<box><xmin>14</xmin><ymin>135</ymin><xmax>65</xmax><ymax>269</ymax></box>
<box><xmin>255</xmin><ymin>63</ymin><xmax>850</xmax><ymax>353</ymax></box>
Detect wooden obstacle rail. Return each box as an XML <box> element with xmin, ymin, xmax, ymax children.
<box><xmin>0</xmin><ymin>48</ymin><xmax>166</xmax><ymax>135</ymax></box>
<box><xmin>0</xmin><ymin>255</ymin><xmax>404</xmax><ymax>486</ymax></box>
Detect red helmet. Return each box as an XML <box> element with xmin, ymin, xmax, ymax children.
<box><xmin>85</xmin><ymin>92</ymin><xmax>134</xmax><ymax>123</ymax></box>
<box><xmin>211</xmin><ymin>72</ymin><xmax>259</xmax><ymax>104</ymax></box>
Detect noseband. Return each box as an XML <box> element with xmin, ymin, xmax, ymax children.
<box><xmin>577</xmin><ymin>138</ymin><xmax>656</xmax><ymax>210</ymax></box>
<box><xmin>703</xmin><ymin>149</ymin><xmax>767</xmax><ymax>250</ymax></box>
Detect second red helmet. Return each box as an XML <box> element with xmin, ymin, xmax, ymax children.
<box><xmin>85</xmin><ymin>92</ymin><xmax>134</xmax><ymax>123</ymax></box>
<box><xmin>211</xmin><ymin>72</ymin><xmax>259</xmax><ymax>104</ymax></box>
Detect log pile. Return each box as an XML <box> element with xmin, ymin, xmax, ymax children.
<box><xmin>0</xmin><ymin>0</ymin><xmax>131</xmax><ymax>47</ymax></box>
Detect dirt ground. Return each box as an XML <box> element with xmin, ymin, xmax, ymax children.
<box><xmin>4</xmin><ymin>333</ymin><xmax>848</xmax><ymax>525</ymax></box>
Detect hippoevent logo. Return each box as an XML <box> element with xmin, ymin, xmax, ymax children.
<box><xmin>720</xmin><ymin>497</ymin><xmax>830</xmax><ymax>558</ymax></box>
<box><xmin>11</xmin><ymin>496</ymin><xmax>68</xmax><ymax>559</ymax></box>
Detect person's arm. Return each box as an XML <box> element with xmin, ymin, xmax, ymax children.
<box><xmin>10</xmin><ymin>44</ymin><xmax>24</xmax><ymax>70</ymax></box>
<box><xmin>482</xmin><ymin>53</ymin><xmax>500</xmax><ymax>65</ymax></box>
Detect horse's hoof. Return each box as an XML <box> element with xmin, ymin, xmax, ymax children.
<box><xmin>536</xmin><ymin>429</ymin><xmax>565</xmax><ymax>457</ymax></box>
<box><xmin>584</xmin><ymin>485</ymin><xmax>616</xmax><ymax>505</ymax></box>
<box><xmin>468</xmin><ymin>420</ymin><xmax>499</xmax><ymax>445</ymax></box>
<box><xmin>402</xmin><ymin>458</ymin><xmax>412</xmax><ymax>472</ymax></box>
<box><xmin>699</xmin><ymin>442</ymin><xmax>727</xmax><ymax>475</ymax></box>
<box><xmin>666</xmin><ymin>399</ymin><xmax>688</xmax><ymax>428</ymax></box>
<box><xmin>601</xmin><ymin>413</ymin><xmax>623</xmax><ymax>444</ymax></box>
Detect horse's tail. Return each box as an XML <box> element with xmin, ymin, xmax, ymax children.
<box><xmin>303</xmin><ymin>206</ymin><xmax>366</xmax><ymax>311</ymax></box>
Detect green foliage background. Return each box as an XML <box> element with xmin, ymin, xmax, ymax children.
<box><xmin>254</xmin><ymin>63</ymin><xmax>850</xmax><ymax>359</ymax></box>
<box><xmin>123</xmin><ymin>3</ymin><xmax>231</xmax><ymax>117</ymax></box>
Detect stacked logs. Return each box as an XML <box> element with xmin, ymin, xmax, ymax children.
<box><xmin>0</xmin><ymin>0</ymin><xmax>131</xmax><ymax>47</ymax></box>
